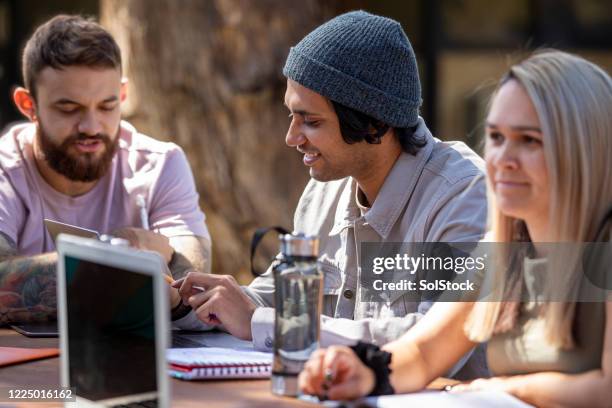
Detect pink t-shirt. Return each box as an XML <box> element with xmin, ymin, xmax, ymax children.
<box><xmin>0</xmin><ymin>121</ymin><xmax>209</xmax><ymax>255</ymax></box>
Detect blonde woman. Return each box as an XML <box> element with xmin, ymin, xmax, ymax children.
<box><xmin>298</xmin><ymin>50</ymin><xmax>612</xmax><ymax>407</ymax></box>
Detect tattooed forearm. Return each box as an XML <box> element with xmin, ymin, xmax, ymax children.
<box><xmin>0</xmin><ymin>253</ymin><xmax>57</xmax><ymax>324</ymax></box>
<box><xmin>168</xmin><ymin>236</ymin><xmax>211</xmax><ymax>279</ymax></box>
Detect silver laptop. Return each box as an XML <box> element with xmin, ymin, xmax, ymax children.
<box><xmin>57</xmin><ymin>234</ymin><xmax>170</xmax><ymax>408</ymax></box>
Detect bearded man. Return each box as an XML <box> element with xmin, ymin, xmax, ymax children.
<box><xmin>0</xmin><ymin>15</ymin><xmax>211</xmax><ymax>324</ymax></box>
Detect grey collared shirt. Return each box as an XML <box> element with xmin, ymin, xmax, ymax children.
<box><xmin>243</xmin><ymin>118</ymin><xmax>489</xmax><ymax>379</ymax></box>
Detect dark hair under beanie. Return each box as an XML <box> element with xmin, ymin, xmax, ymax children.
<box><xmin>283</xmin><ymin>10</ymin><xmax>422</xmax><ymax>128</ymax></box>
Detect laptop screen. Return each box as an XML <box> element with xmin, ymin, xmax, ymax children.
<box><xmin>64</xmin><ymin>255</ymin><xmax>158</xmax><ymax>402</ymax></box>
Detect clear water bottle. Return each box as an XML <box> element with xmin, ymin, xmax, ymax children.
<box><xmin>270</xmin><ymin>233</ymin><xmax>322</xmax><ymax>396</ymax></box>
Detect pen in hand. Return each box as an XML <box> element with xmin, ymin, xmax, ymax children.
<box><xmin>321</xmin><ymin>368</ymin><xmax>334</xmax><ymax>400</ymax></box>
<box><xmin>168</xmin><ymin>276</ymin><xmax>219</xmax><ymax>323</ymax></box>
<box><xmin>136</xmin><ymin>194</ymin><xmax>149</xmax><ymax>230</ymax></box>
<box><xmin>168</xmin><ymin>276</ymin><xmax>205</xmax><ymax>293</ymax></box>
<box><xmin>164</xmin><ymin>275</ymin><xmax>218</xmax><ymax>320</ymax></box>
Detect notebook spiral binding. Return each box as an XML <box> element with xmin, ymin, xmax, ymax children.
<box><xmin>169</xmin><ymin>363</ymin><xmax>271</xmax><ymax>380</ymax></box>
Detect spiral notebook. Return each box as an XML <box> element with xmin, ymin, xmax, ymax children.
<box><xmin>167</xmin><ymin>347</ymin><xmax>272</xmax><ymax>380</ymax></box>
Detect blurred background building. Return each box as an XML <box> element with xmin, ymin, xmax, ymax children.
<box><xmin>1</xmin><ymin>0</ymin><xmax>611</xmax><ymax>281</ymax></box>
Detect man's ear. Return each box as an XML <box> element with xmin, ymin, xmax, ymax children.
<box><xmin>120</xmin><ymin>77</ymin><xmax>128</xmax><ymax>102</ymax></box>
<box><xmin>13</xmin><ymin>87</ymin><xmax>37</xmax><ymax>122</ymax></box>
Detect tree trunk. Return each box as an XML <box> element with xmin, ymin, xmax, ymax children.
<box><xmin>100</xmin><ymin>0</ymin><xmax>355</xmax><ymax>282</ymax></box>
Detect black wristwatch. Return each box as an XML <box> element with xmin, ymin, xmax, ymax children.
<box><xmin>349</xmin><ymin>341</ymin><xmax>395</xmax><ymax>396</ymax></box>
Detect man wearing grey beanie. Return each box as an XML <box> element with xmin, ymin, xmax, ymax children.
<box><xmin>174</xmin><ymin>11</ymin><xmax>488</xmax><ymax>380</ymax></box>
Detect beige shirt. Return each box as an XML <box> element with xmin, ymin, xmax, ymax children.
<box><xmin>244</xmin><ymin>118</ymin><xmax>489</xmax><ymax>378</ymax></box>
<box><xmin>487</xmin><ymin>258</ymin><xmax>606</xmax><ymax>375</ymax></box>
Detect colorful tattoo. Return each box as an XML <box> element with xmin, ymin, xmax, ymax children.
<box><xmin>0</xmin><ymin>253</ymin><xmax>57</xmax><ymax>324</ymax></box>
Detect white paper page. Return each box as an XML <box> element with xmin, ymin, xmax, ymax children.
<box><xmin>167</xmin><ymin>347</ymin><xmax>272</xmax><ymax>366</ymax></box>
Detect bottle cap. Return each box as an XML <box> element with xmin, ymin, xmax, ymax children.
<box><xmin>279</xmin><ymin>233</ymin><xmax>318</xmax><ymax>257</ymax></box>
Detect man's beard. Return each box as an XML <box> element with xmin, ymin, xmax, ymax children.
<box><xmin>37</xmin><ymin>123</ymin><xmax>119</xmax><ymax>182</ymax></box>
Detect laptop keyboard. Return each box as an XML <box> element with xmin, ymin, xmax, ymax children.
<box><xmin>113</xmin><ymin>399</ymin><xmax>157</xmax><ymax>408</ymax></box>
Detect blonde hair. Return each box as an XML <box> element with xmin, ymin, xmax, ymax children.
<box><xmin>465</xmin><ymin>50</ymin><xmax>612</xmax><ymax>348</ymax></box>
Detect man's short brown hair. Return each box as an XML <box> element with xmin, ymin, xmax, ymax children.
<box><xmin>22</xmin><ymin>15</ymin><xmax>122</xmax><ymax>98</ymax></box>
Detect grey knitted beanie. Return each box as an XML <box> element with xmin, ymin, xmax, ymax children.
<box><xmin>283</xmin><ymin>10</ymin><xmax>422</xmax><ymax>128</ymax></box>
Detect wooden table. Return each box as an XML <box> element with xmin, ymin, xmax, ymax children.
<box><xmin>0</xmin><ymin>328</ymin><xmax>457</xmax><ymax>407</ymax></box>
<box><xmin>0</xmin><ymin>328</ymin><xmax>312</xmax><ymax>408</ymax></box>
